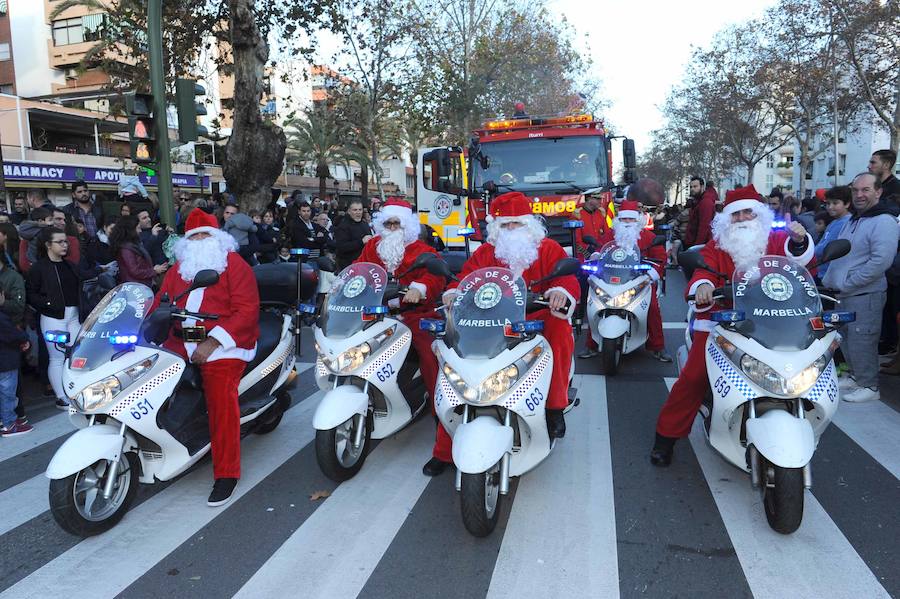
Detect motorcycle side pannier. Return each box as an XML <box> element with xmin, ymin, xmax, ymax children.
<box><xmin>253</xmin><ymin>262</ymin><xmax>318</xmax><ymax>306</ymax></box>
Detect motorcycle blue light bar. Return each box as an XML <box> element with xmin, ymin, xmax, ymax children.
<box><xmin>289</xmin><ymin>248</ymin><xmax>310</xmax><ymax>255</ymax></box>
<box><xmin>581</xmin><ymin>264</ymin><xmax>600</xmax><ymax>273</ymax></box>
<box><xmin>458</xmin><ymin>227</ymin><xmax>477</xmax><ymax>237</ymax></box>
<box><xmin>419</xmin><ymin>319</ymin><xmax>446</xmax><ymax>333</ymax></box>
<box><xmin>108</xmin><ymin>335</ymin><xmax>139</xmax><ymax>345</ymax></box>
<box><xmin>44</xmin><ymin>331</ymin><xmax>70</xmax><ymax>343</ymax></box>
<box><xmin>363</xmin><ymin>305</ymin><xmax>389</xmax><ymax>315</ymax></box>
<box><xmin>562</xmin><ymin>220</ymin><xmax>584</xmax><ymax>229</ymax></box>
<box><xmin>633</xmin><ymin>264</ymin><xmax>653</xmax><ymax>271</ymax></box>
<box><xmin>822</xmin><ymin>310</ymin><xmax>855</xmax><ymax>324</ymax></box>
<box><xmin>510</xmin><ymin>320</ymin><xmax>544</xmax><ymax>334</ymax></box>
<box><xmin>772</xmin><ymin>221</ymin><xmax>786</xmax><ymax>229</ymax></box>
<box><xmin>298</xmin><ymin>303</ymin><xmax>317</xmax><ymax>314</ymax></box>
<box><xmin>711</xmin><ymin>310</ymin><xmax>745</xmax><ymax>323</ymax></box>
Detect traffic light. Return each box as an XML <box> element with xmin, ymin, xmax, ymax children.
<box><xmin>126</xmin><ymin>92</ymin><xmax>157</xmax><ymax>165</ymax></box>
<box><xmin>175</xmin><ymin>78</ymin><xmax>209</xmax><ymax>142</ymax></box>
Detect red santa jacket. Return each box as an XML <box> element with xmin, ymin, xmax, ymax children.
<box><xmin>448</xmin><ymin>238</ymin><xmax>580</xmax><ymax>317</ymax></box>
<box><xmin>685</xmin><ymin>187</ymin><xmax>717</xmax><ymax>246</ymax></box>
<box><xmin>150</xmin><ymin>251</ymin><xmax>260</xmax><ymax>362</ymax></box>
<box><xmin>355</xmin><ymin>237</ymin><xmax>445</xmax><ymax>310</ymax></box>
<box><xmin>688</xmin><ymin>229</ymin><xmax>814</xmax><ymax>332</ymax></box>
<box><xmin>574</xmin><ymin>206</ymin><xmax>607</xmax><ymax>262</ymax></box>
<box><xmin>598</xmin><ymin>227</ymin><xmax>667</xmax><ymax>279</ymax></box>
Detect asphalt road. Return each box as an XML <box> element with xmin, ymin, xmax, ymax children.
<box><xmin>0</xmin><ymin>269</ymin><xmax>898</xmax><ymax>599</ymax></box>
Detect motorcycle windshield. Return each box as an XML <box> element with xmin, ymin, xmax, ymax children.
<box><xmin>70</xmin><ymin>283</ymin><xmax>155</xmax><ymax>372</ymax></box>
<box><xmin>321</xmin><ymin>262</ymin><xmax>388</xmax><ymax>339</ymax></box>
<box><xmin>587</xmin><ymin>242</ymin><xmax>644</xmax><ymax>285</ymax></box>
<box><xmin>446</xmin><ymin>267</ymin><xmax>526</xmax><ymax>359</ymax></box>
<box><xmin>732</xmin><ymin>255</ymin><xmax>822</xmax><ymax>351</ymax></box>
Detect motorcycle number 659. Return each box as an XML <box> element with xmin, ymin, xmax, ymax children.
<box><xmin>714</xmin><ymin>376</ymin><xmax>731</xmax><ymax>398</ymax></box>
<box><xmin>376</xmin><ymin>363</ymin><xmax>395</xmax><ymax>383</ymax></box>
<box><xmin>525</xmin><ymin>388</ymin><xmax>544</xmax><ymax>411</ymax></box>
<box><xmin>130</xmin><ymin>398</ymin><xmax>153</xmax><ymax>420</ymax></box>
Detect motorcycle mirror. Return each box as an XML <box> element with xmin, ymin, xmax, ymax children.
<box><xmin>582</xmin><ymin>235</ymin><xmax>599</xmax><ymax>247</ymax></box>
<box><xmin>532</xmin><ymin>258</ymin><xmax>580</xmax><ymax>286</ymax></box>
<box><xmin>174</xmin><ymin>269</ymin><xmax>219</xmax><ymax>303</ymax></box>
<box><xmin>317</xmin><ymin>255</ymin><xmax>336</xmax><ymax>273</ymax></box>
<box><xmin>819</xmin><ymin>239</ymin><xmax>851</xmax><ymax>265</ymax></box>
<box><xmin>650</xmin><ymin>235</ymin><xmax>667</xmax><ymax>248</ymax></box>
<box><xmin>397</xmin><ymin>252</ymin><xmax>436</xmax><ymax>278</ymax></box>
<box><xmin>426</xmin><ymin>258</ymin><xmax>457</xmax><ymax>281</ymax></box>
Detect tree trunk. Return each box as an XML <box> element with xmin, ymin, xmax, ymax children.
<box><xmin>222</xmin><ymin>0</ymin><xmax>286</xmax><ymax>213</ymax></box>
<box><xmin>361</xmin><ymin>163</ymin><xmax>369</xmax><ymax>206</ymax></box>
<box><xmin>798</xmin><ymin>146</ymin><xmax>810</xmax><ymax>199</ymax></box>
<box><xmin>319</xmin><ymin>176</ymin><xmax>327</xmax><ymax>202</ymax></box>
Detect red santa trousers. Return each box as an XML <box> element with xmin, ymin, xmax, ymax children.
<box><xmin>432</xmin><ymin>308</ymin><xmax>574</xmax><ymax>462</ymax></box>
<box><xmin>655</xmin><ymin>330</ymin><xmax>709</xmax><ymax>438</ymax></box>
<box><xmin>586</xmin><ymin>283</ymin><xmax>664</xmax><ymax>352</ymax></box>
<box><xmin>200</xmin><ymin>358</ymin><xmax>245</xmax><ymax>479</ymax></box>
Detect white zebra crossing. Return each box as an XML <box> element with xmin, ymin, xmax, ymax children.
<box><xmin>0</xmin><ymin>412</ymin><xmax>73</xmax><ymax>463</ymax></box>
<box><xmin>832</xmin><ymin>400</ymin><xmax>900</xmax><ymax>480</ymax></box>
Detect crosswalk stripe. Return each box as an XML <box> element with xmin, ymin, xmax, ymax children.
<box><xmin>0</xmin><ymin>475</ymin><xmax>47</xmax><ymax>537</ymax></box>
<box><xmin>487</xmin><ymin>374</ymin><xmax>619</xmax><ymax>599</ymax></box>
<box><xmin>831</xmin><ymin>400</ymin><xmax>900</xmax><ymax>480</ymax></box>
<box><xmin>0</xmin><ymin>388</ymin><xmax>325</xmax><ymax>599</ymax></box>
<box><xmin>662</xmin><ymin>322</ymin><xmax>687</xmax><ymax>329</ymax></box>
<box><xmin>234</xmin><ymin>418</ymin><xmax>434</xmax><ymax>599</ymax></box>
<box><xmin>0</xmin><ymin>412</ymin><xmax>73</xmax><ymax>464</ymax></box>
<box><xmin>664</xmin><ymin>377</ymin><xmax>892</xmax><ymax>599</ymax></box>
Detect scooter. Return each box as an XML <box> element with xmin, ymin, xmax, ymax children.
<box><xmin>676</xmin><ymin>240</ymin><xmax>853</xmax><ymax>534</ymax></box>
<box><xmin>421</xmin><ymin>257</ymin><xmax>580</xmax><ymax>537</ymax></box>
<box><xmin>44</xmin><ymin>260</ymin><xmax>316</xmax><ymax>537</ymax></box>
<box><xmin>311</xmin><ymin>254</ymin><xmax>436</xmax><ymax>482</ymax></box>
<box><xmin>582</xmin><ymin>238</ymin><xmax>665</xmax><ymax>375</ymax></box>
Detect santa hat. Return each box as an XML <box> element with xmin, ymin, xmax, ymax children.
<box><xmin>184</xmin><ymin>208</ymin><xmax>220</xmax><ymax>238</ymax></box>
<box><xmin>722</xmin><ymin>184</ymin><xmax>764</xmax><ymax>217</ymax></box>
<box><xmin>486</xmin><ymin>191</ymin><xmax>533</xmax><ymax>223</ymax></box>
<box><xmin>379</xmin><ymin>198</ymin><xmax>413</xmax><ymax>221</ymax></box>
<box><xmin>616</xmin><ymin>200</ymin><xmax>640</xmax><ymax>220</ymax></box>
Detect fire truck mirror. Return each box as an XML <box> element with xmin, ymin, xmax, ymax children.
<box><xmin>622</xmin><ymin>138</ymin><xmax>637</xmax><ymax>169</ymax></box>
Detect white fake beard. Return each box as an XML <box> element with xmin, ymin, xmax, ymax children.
<box><xmin>175</xmin><ymin>235</ymin><xmax>230</xmax><ymax>283</ymax></box>
<box><xmin>613</xmin><ymin>221</ymin><xmax>641</xmax><ymax>253</ymax></box>
<box><xmin>495</xmin><ymin>227</ymin><xmax>541</xmax><ymax>278</ymax></box>
<box><xmin>715</xmin><ymin>218</ymin><xmax>768</xmax><ymax>273</ymax></box>
<box><xmin>376</xmin><ymin>229</ymin><xmax>406</xmax><ymax>274</ymax></box>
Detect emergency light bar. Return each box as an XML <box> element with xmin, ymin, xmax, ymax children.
<box><xmin>44</xmin><ymin>331</ymin><xmax>71</xmax><ymax>344</ymax></box>
<box><xmin>562</xmin><ymin>220</ymin><xmax>584</xmax><ymax>229</ymax></box>
<box><xmin>482</xmin><ymin>113</ymin><xmax>600</xmax><ymax>133</ymax></box>
<box><xmin>298</xmin><ymin>303</ymin><xmax>317</xmax><ymax>314</ymax></box>
<box><xmin>290</xmin><ymin>248</ymin><xmax>310</xmax><ymax>255</ymax></box>
<box><xmin>419</xmin><ymin>319</ymin><xmax>446</xmax><ymax>333</ymax></box>
<box><xmin>109</xmin><ymin>335</ymin><xmax>139</xmax><ymax>345</ymax></box>
<box><xmin>458</xmin><ymin>227</ymin><xmax>477</xmax><ymax>237</ymax></box>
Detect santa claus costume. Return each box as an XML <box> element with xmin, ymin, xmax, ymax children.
<box><xmin>353</xmin><ymin>199</ymin><xmax>448</xmax><ymax>466</ymax></box>
<box><xmin>441</xmin><ymin>192</ymin><xmax>579</xmax><ymax>459</ymax></box>
<box><xmin>581</xmin><ymin>200</ymin><xmax>669</xmax><ymax>359</ymax></box>
<box><xmin>150</xmin><ymin>209</ymin><xmax>260</xmax><ymax>505</ymax></box>
<box><xmin>651</xmin><ymin>184</ymin><xmax>813</xmax><ymax>466</ymax></box>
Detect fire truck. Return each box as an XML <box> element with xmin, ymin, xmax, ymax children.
<box><xmin>416</xmin><ymin>109</ymin><xmax>636</xmax><ymax>251</ymax></box>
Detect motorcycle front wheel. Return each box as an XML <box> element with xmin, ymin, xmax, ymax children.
<box><xmin>315</xmin><ymin>414</ymin><xmax>369</xmax><ymax>482</ymax></box>
<box><xmin>49</xmin><ymin>452</ymin><xmax>140</xmax><ymax>537</ymax></box>
<box><xmin>460</xmin><ymin>462</ymin><xmax>502</xmax><ymax>537</ymax></box>
<box><xmin>601</xmin><ymin>336</ymin><xmax>622</xmax><ymax>376</ymax></box>
<box><xmin>762</xmin><ymin>461</ymin><xmax>804</xmax><ymax>534</ymax></box>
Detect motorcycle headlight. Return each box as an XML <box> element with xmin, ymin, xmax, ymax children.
<box><xmin>442</xmin><ymin>343</ymin><xmax>545</xmax><ymax>406</ymax></box>
<box><xmin>740</xmin><ymin>351</ymin><xmax>830</xmax><ymax>397</ymax></box>
<box><xmin>607</xmin><ymin>281</ymin><xmax>649</xmax><ymax>308</ymax></box>
<box><xmin>322</xmin><ymin>341</ymin><xmax>372</xmax><ymax>374</ymax></box>
<box><xmin>72</xmin><ymin>354</ymin><xmax>159</xmax><ymax>413</ymax></box>
<box><xmin>478</xmin><ymin>365</ymin><xmax>519</xmax><ymax>405</ymax></box>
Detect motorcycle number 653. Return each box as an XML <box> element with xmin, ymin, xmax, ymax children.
<box><xmin>525</xmin><ymin>388</ymin><xmax>544</xmax><ymax>411</ymax></box>
<box><xmin>714</xmin><ymin>376</ymin><xmax>731</xmax><ymax>398</ymax></box>
<box><xmin>130</xmin><ymin>398</ymin><xmax>153</xmax><ymax>420</ymax></box>
<box><xmin>376</xmin><ymin>363</ymin><xmax>395</xmax><ymax>383</ymax></box>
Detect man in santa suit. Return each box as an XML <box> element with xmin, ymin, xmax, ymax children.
<box><xmin>353</xmin><ymin>199</ymin><xmax>448</xmax><ymax>476</ymax></box>
<box><xmin>651</xmin><ymin>184</ymin><xmax>813</xmax><ymax>466</ymax></box>
<box><xmin>579</xmin><ymin>200</ymin><xmax>672</xmax><ymax>362</ymax></box>
<box><xmin>150</xmin><ymin>209</ymin><xmax>260</xmax><ymax>506</ymax></box>
<box><xmin>439</xmin><ymin>191</ymin><xmax>580</xmax><ymax>462</ymax></box>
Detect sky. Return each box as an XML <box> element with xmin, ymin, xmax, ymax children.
<box><xmin>550</xmin><ymin>0</ymin><xmax>779</xmax><ymax>152</ymax></box>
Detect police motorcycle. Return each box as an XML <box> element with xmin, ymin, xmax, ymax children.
<box><xmin>311</xmin><ymin>254</ymin><xmax>437</xmax><ymax>482</ymax></box>
<box><xmin>44</xmin><ymin>260</ymin><xmax>316</xmax><ymax>537</ymax></box>
<box><xmin>677</xmin><ymin>240</ymin><xmax>853</xmax><ymax>534</ymax></box>
<box><xmin>421</xmin><ymin>257</ymin><xmax>580</xmax><ymax>537</ymax></box>
<box><xmin>582</xmin><ymin>237</ymin><xmax>666</xmax><ymax>375</ymax></box>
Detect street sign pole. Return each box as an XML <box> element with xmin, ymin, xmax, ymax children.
<box><xmin>148</xmin><ymin>0</ymin><xmax>175</xmax><ymax>227</ymax></box>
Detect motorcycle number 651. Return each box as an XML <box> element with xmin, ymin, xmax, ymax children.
<box><xmin>525</xmin><ymin>388</ymin><xmax>544</xmax><ymax>411</ymax></box>
<box><xmin>376</xmin><ymin>363</ymin><xmax>395</xmax><ymax>383</ymax></box>
<box><xmin>130</xmin><ymin>398</ymin><xmax>153</xmax><ymax>420</ymax></box>
<box><xmin>714</xmin><ymin>376</ymin><xmax>731</xmax><ymax>398</ymax></box>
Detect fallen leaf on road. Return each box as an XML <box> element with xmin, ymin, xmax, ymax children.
<box><xmin>310</xmin><ymin>490</ymin><xmax>331</xmax><ymax>501</ymax></box>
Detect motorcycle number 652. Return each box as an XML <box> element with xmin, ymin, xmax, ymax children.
<box><xmin>714</xmin><ymin>376</ymin><xmax>731</xmax><ymax>398</ymax></box>
<box><xmin>525</xmin><ymin>388</ymin><xmax>544</xmax><ymax>411</ymax></box>
<box><xmin>130</xmin><ymin>398</ymin><xmax>153</xmax><ymax>420</ymax></box>
<box><xmin>376</xmin><ymin>363</ymin><xmax>395</xmax><ymax>383</ymax></box>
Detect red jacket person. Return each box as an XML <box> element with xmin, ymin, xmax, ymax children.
<box><xmin>435</xmin><ymin>192</ymin><xmax>579</xmax><ymax>475</ymax></box>
<box><xmin>150</xmin><ymin>208</ymin><xmax>260</xmax><ymax>506</ymax></box>
<box><xmin>651</xmin><ymin>184</ymin><xmax>813</xmax><ymax>466</ymax></box>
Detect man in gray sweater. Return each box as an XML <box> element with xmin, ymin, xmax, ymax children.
<box><xmin>223</xmin><ymin>203</ymin><xmax>258</xmax><ymax>265</ymax></box>
<box><xmin>823</xmin><ymin>173</ymin><xmax>900</xmax><ymax>402</ymax></box>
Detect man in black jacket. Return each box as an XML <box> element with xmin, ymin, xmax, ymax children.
<box><xmin>333</xmin><ymin>200</ymin><xmax>373</xmax><ymax>270</ymax></box>
<box><xmin>289</xmin><ymin>201</ymin><xmax>329</xmax><ymax>261</ymax></box>
<box><xmin>869</xmin><ymin>149</ymin><xmax>900</xmax><ymax>212</ymax></box>
<box><xmin>62</xmin><ymin>180</ymin><xmax>104</xmax><ymax>239</ymax></box>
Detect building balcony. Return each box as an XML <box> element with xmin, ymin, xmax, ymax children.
<box><xmin>47</xmin><ymin>39</ymin><xmax>98</xmax><ymax>70</ymax></box>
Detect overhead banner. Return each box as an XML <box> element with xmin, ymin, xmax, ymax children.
<box><xmin>1</xmin><ymin>161</ymin><xmax>210</xmax><ymax>189</ymax></box>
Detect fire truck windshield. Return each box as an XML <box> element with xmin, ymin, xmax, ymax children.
<box><xmin>475</xmin><ymin>136</ymin><xmax>608</xmax><ymax>193</ymax></box>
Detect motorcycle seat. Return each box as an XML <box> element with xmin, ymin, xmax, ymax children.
<box><xmin>244</xmin><ymin>311</ymin><xmax>285</xmax><ymax>376</ymax></box>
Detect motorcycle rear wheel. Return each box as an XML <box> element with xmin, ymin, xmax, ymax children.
<box><xmin>255</xmin><ymin>392</ymin><xmax>291</xmax><ymax>435</ymax></box>
<box><xmin>49</xmin><ymin>452</ymin><xmax>139</xmax><ymax>537</ymax></box>
<box><xmin>460</xmin><ymin>463</ymin><xmax>502</xmax><ymax>537</ymax></box>
<box><xmin>601</xmin><ymin>336</ymin><xmax>622</xmax><ymax>376</ymax></box>
<box><xmin>315</xmin><ymin>414</ymin><xmax>369</xmax><ymax>482</ymax></box>
<box><xmin>762</xmin><ymin>462</ymin><xmax>804</xmax><ymax>534</ymax></box>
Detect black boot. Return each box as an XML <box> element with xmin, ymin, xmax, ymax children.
<box><xmin>547</xmin><ymin>409</ymin><xmax>566</xmax><ymax>440</ymax></box>
<box><xmin>650</xmin><ymin>433</ymin><xmax>676</xmax><ymax>467</ymax></box>
<box><xmin>422</xmin><ymin>457</ymin><xmax>451</xmax><ymax>476</ymax></box>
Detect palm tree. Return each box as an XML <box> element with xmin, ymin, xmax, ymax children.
<box><xmin>286</xmin><ymin>107</ymin><xmax>367</xmax><ymax>201</ymax></box>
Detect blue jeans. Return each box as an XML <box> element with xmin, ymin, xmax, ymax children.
<box><xmin>0</xmin><ymin>369</ymin><xmax>20</xmax><ymax>428</ymax></box>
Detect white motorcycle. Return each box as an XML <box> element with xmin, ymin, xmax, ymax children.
<box><xmin>311</xmin><ymin>255</ymin><xmax>436</xmax><ymax>482</ymax></box>
<box><xmin>677</xmin><ymin>241</ymin><xmax>853</xmax><ymax>534</ymax></box>
<box><xmin>44</xmin><ymin>262</ymin><xmax>315</xmax><ymax>537</ymax></box>
<box><xmin>583</xmin><ymin>238</ymin><xmax>665</xmax><ymax>375</ymax></box>
<box><xmin>422</xmin><ymin>258</ymin><xmax>580</xmax><ymax>537</ymax></box>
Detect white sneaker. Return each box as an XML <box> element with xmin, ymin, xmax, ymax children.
<box><xmin>842</xmin><ymin>386</ymin><xmax>880</xmax><ymax>403</ymax></box>
<box><xmin>838</xmin><ymin>376</ymin><xmax>858</xmax><ymax>392</ymax></box>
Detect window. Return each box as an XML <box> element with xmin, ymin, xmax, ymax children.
<box><xmin>53</xmin><ymin>18</ymin><xmax>84</xmax><ymax>45</ymax></box>
<box><xmin>81</xmin><ymin>14</ymin><xmax>106</xmax><ymax>42</ymax></box>
<box><xmin>765</xmin><ymin>154</ymin><xmax>775</xmax><ymax>169</ymax></box>
<box><xmin>0</xmin><ymin>43</ymin><xmax>9</xmax><ymax>61</ymax></box>
<box><xmin>784</xmin><ymin>155</ymin><xmax>794</xmax><ymax>165</ymax></box>
<box><xmin>766</xmin><ymin>175</ymin><xmax>774</xmax><ymax>191</ymax></box>
<box><xmin>0</xmin><ymin>84</ymin><xmax>13</xmax><ymax>94</ymax></box>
